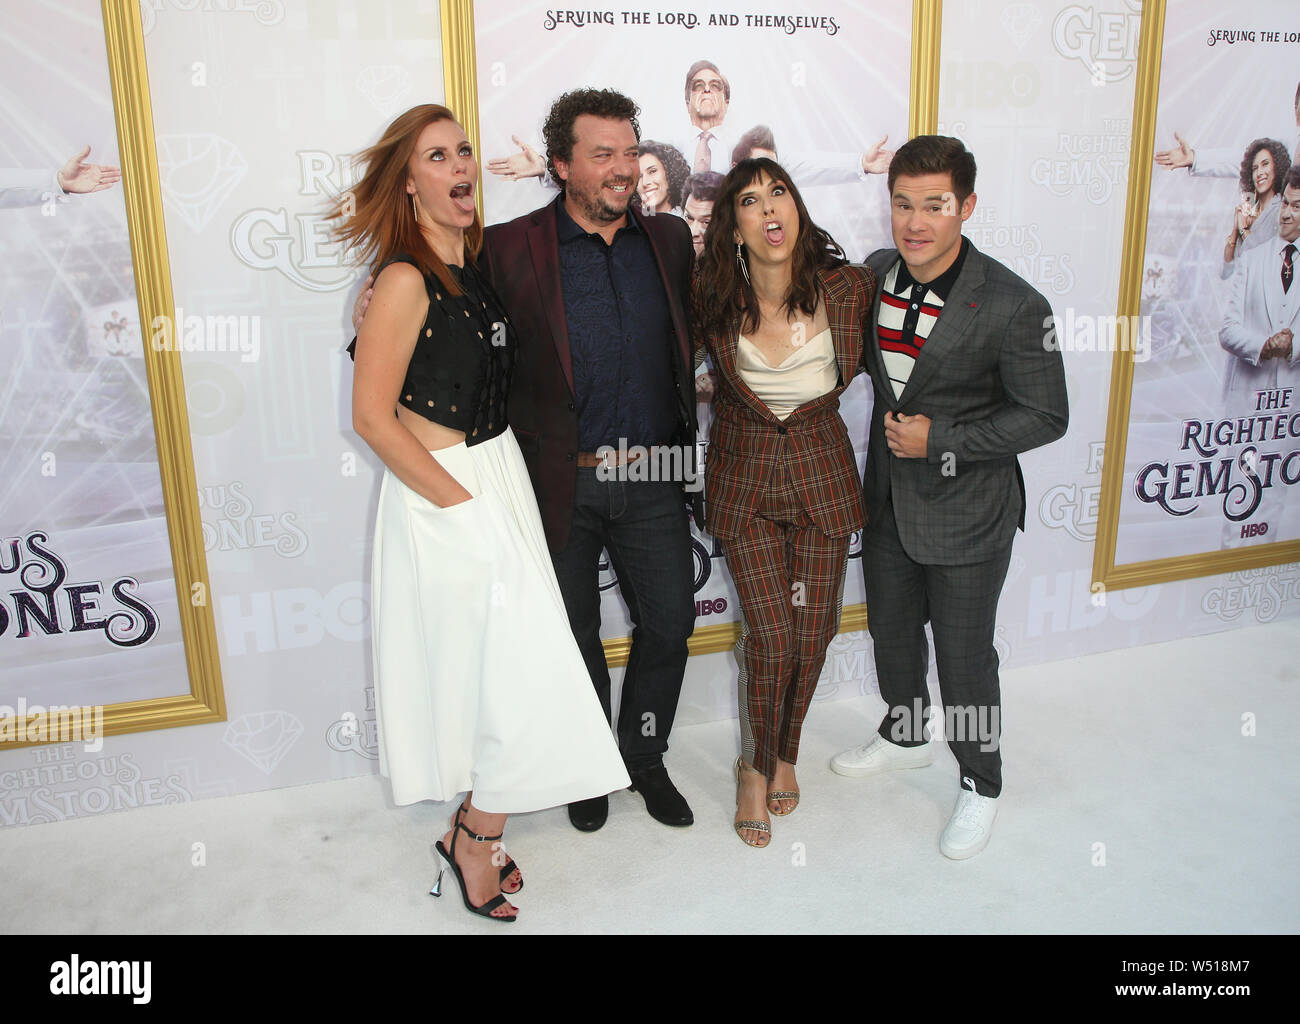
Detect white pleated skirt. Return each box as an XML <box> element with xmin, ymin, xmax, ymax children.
<box><xmin>370</xmin><ymin>427</ymin><xmax>630</xmax><ymax>813</ymax></box>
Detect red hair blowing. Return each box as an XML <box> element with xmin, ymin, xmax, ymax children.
<box><xmin>328</xmin><ymin>103</ymin><xmax>482</xmax><ymax>295</ymax></box>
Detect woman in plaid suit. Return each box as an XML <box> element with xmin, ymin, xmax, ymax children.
<box><xmin>692</xmin><ymin>158</ymin><xmax>875</xmax><ymax>847</ymax></box>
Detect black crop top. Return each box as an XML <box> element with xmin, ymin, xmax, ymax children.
<box><xmin>346</xmin><ymin>253</ymin><xmax>514</xmax><ymax>446</ymax></box>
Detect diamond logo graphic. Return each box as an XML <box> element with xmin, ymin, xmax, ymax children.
<box><xmin>1000</xmin><ymin>3</ymin><xmax>1041</xmax><ymax>51</ymax></box>
<box><xmin>356</xmin><ymin>66</ymin><xmax>412</xmax><ymax>118</ymax></box>
<box><xmin>224</xmin><ymin>711</ymin><xmax>303</xmax><ymax>774</ymax></box>
<box><xmin>156</xmin><ymin>134</ymin><xmax>249</xmax><ymax>233</ymax></box>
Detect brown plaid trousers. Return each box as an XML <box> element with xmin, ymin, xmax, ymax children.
<box><xmin>697</xmin><ymin>264</ymin><xmax>874</xmax><ymax>777</ymax></box>
<box><xmin>726</xmin><ymin>463</ymin><xmax>850</xmax><ymax>777</ymax></box>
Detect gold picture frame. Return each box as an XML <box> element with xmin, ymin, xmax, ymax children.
<box><xmin>2</xmin><ymin>0</ymin><xmax>225</xmax><ymax>748</ymax></box>
<box><xmin>1093</xmin><ymin>0</ymin><xmax>1300</xmax><ymax>591</ymax></box>
<box><xmin>438</xmin><ymin>0</ymin><xmax>942</xmax><ymax>662</ymax></box>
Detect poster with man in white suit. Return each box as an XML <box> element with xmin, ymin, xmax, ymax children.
<box><xmin>1219</xmin><ymin>164</ymin><xmax>1300</xmax><ymax>400</ymax></box>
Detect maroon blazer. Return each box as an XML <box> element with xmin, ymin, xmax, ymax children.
<box><xmin>701</xmin><ymin>264</ymin><xmax>875</xmax><ymax>541</ymax></box>
<box><xmin>481</xmin><ymin>197</ymin><xmax>701</xmax><ymax>551</ymax></box>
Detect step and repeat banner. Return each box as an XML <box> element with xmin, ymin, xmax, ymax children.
<box><xmin>0</xmin><ymin>0</ymin><xmax>185</xmax><ymax>707</ymax></box>
<box><xmin>471</xmin><ymin>0</ymin><xmax>914</xmax><ymax>646</ymax></box>
<box><xmin>0</xmin><ymin>0</ymin><xmax>222</xmax><ymax>758</ymax></box>
<box><xmin>1</xmin><ymin>0</ymin><xmax>1296</xmax><ymax>829</ymax></box>
<box><xmin>1096</xmin><ymin>0</ymin><xmax>1300</xmax><ymax>586</ymax></box>
<box><xmin>0</xmin><ymin>0</ymin><xmax>442</xmax><ymax>823</ymax></box>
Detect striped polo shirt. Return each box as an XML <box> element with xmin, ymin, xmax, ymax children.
<box><xmin>877</xmin><ymin>237</ymin><xmax>969</xmax><ymax>399</ymax></box>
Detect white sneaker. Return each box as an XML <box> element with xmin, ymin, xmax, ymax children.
<box><xmin>830</xmin><ymin>735</ymin><xmax>935</xmax><ymax>778</ymax></box>
<box><xmin>939</xmin><ymin>777</ymin><xmax>998</xmax><ymax>860</ymax></box>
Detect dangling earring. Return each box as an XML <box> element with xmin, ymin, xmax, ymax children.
<box><xmin>411</xmin><ymin>193</ymin><xmax>419</xmax><ymax>220</ymax></box>
<box><xmin>735</xmin><ymin>241</ymin><xmax>750</xmax><ymax>285</ymax></box>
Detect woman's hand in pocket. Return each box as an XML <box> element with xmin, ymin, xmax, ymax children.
<box><xmin>436</xmin><ymin>482</ymin><xmax>475</xmax><ymax>508</ymax></box>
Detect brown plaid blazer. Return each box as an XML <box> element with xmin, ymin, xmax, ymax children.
<box><xmin>699</xmin><ymin>264</ymin><xmax>875</xmax><ymax>541</ymax></box>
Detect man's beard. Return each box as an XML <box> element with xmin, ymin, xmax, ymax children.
<box><xmin>568</xmin><ymin>175</ymin><xmax>632</xmax><ymax>224</ymax></box>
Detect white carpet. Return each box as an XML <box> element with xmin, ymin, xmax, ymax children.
<box><xmin>2</xmin><ymin>621</ymin><xmax>1295</xmax><ymax>934</ymax></box>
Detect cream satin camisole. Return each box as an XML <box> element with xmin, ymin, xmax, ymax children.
<box><xmin>735</xmin><ymin>328</ymin><xmax>837</xmax><ymax>421</ymax></box>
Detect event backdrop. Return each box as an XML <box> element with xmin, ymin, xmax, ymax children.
<box><xmin>0</xmin><ymin>0</ymin><xmax>223</xmax><ymax>750</ymax></box>
<box><xmin>472</xmin><ymin>0</ymin><xmax>914</xmax><ymax>644</ymax></box>
<box><xmin>1096</xmin><ymin>0</ymin><xmax>1300</xmax><ymax>586</ymax></box>
<box><xmin>1</xmin><ymin>0</ymin><xmax>1297</xmax><ymax>830</ymax></box>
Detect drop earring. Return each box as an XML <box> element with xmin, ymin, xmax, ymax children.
<box><xmin>735</xmin><ymin>241</ymin><xmax>750</xmax><ymax>285</ymax></box>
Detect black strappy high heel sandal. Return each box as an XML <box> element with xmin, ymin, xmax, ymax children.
<box><xmin>431</xmin><ymin>815</ymin><xmax>519</xmax><ymax>923</ymax></box>
<box><xmin>453</xmin><ymin>803</ymin><xmax>522</xmax><ymax>894</ymax></box>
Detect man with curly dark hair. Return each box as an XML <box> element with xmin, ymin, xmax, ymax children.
<box><xmin>539</xmin><ymin>88</ymin><xmax>640</xmax><ymax>197</ymax></box>
<box><xmin>481</xmin><ymin>88</ymin><xmax>703</xmax><ymax>835</ymax></box>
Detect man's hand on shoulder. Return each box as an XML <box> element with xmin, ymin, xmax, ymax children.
<box><xmin>352</xmin><ymin>273</ymin><xmax>375</xmax><ymax>336</ymax></box>
<box><xmin>355</xmin><ymin>262</ymin><xmax>426</xmax><ymax>353</ymax></box>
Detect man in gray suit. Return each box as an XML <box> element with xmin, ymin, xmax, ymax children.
<box><xmin>831</xmin><ymin>136</ymin><xmax>1069</xmax><ymax>859</ymax></box>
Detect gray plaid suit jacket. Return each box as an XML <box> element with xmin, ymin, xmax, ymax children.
<box><xmin>863</xmin><ymin>241</ymin><xmax>1069</xmax><ymax>565</ymax></box>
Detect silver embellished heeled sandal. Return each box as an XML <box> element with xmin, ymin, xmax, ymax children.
<box><xmin>767</xmin><ymin>774</ymin><xmax>800</xmax><ymax>817</ymax></box>
<box><xmin>733</xmin><ymin>757</ymin><xmax>772</xmax><ymax>848</ymax></box>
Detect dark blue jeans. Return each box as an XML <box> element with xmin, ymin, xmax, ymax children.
<box><xmin>550</xmin><ymin>468</ymin><xmax>696</xmax><ymax>773</ymax></box>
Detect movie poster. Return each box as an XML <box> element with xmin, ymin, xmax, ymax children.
<box><xmin>472</xmin><ymin>0</ymin><xmax>913</xmax><ymax>634</ymax></box>
<box><xmin>1112</xmin><ymin>0</ymin><xmax>1299</xmax><ymax>567</ymax></box>
<box><xmin>0</xmin><ymin>0</ymin><xmax>188</xmax><ymax>712</ymax></box>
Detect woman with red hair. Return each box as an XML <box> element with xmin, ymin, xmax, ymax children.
<box><xmin>333</xmin><ymin>105</ymin><xmax>627</xmax><ymax>922</ymax></box>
